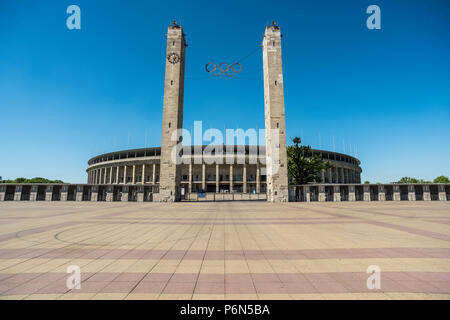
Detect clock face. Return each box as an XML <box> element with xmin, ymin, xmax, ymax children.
<box><xmin>167</xmin><ymin>52</ymin><xmax>180</xmax><ymax>64</ymax></box>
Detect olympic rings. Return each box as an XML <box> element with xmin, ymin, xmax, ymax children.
<box><xmin>205</xmin><ymin>62</ymin><xmax>242</xmax><ymax>77</ymax></box>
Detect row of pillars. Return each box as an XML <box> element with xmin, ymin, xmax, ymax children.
<box><xmin>289</xmin><ymin>184</ymin><xmax>449</xmax><ymax>202</ymax></box>
<box><xmin>0</xmin><ymin>185</ymin><xmax>156</xmax><ymax>202</ymax></box>
<box><xmin>187</xmin><ymin>163</ymin><xmax>261</xmax><ymax>193</ymax></box>
<box><xmin>322</xmin><ymin>167</ymin><xmax>361</xmax><ymax>184</ymax></box>
<box><xmin>88</xmin><ymin>164</ymin><xmax>157</xmax><ymax>185</ymax></box>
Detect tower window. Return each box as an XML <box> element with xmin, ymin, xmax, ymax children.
<box><xmin>170</xmin><ymin>80</ymin><xmax>174</xmax><ymax>86</ymax></box>
<box><xmin>273</xmin><ymin>41</ymin><xmax>275</xmax><ymax>46</ymax></box>
<box><xmin>274</xmin><ymin>80</ymin><xmax>278</xmax><ymax>86</ymax></box>
<box><xmin>172</xmin><ymin>41</ymin><xmax>175</xmax><ymax>46</ymax></box>
<box><xmin>168</xmin><ymin>122</ymin><xmax>171</xmax><ymax>128</ymax></box>
<box><xmin>276</xmin><ymin>122</ymin><xmax>279</xmax><ymax>128</ymax></box>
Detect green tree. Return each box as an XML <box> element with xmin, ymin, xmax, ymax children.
<box><xmin>0</xmin><ymin>177</ymin><xmax>65</xmax><ymax>184</ymax></box>
<box><xmin>434</xmin><ymin>175</ymin><xmax>450</xmax><ymax>183</ymax></box>
<box><xmin>398</xmin><ymin>177</ymin><xmax>419</xmax><ymax>184</ymax></box>
<box><xmin>287</xmin><ymin>137</ymin><xmax>332</xmax><ymax>185</ymax></box>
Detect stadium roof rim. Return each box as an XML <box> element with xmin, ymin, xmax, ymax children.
<box><xmin>88</xmin><ymin>145</ymin><xmax>360</xmax><ymax>165</ymax></box>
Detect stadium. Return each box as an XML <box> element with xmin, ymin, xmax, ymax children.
<box><xmin>86</xmin><ymin>146</ymin><xmax>362</xmax><ymax>198</ymax></box>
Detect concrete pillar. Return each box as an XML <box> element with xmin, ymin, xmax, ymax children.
<box><xmin>30</xmin><ymin>185</ymin><xmax>37</xmax><ymax>201</ymax></box>
<box><xmin>91</xmin><ymin>186</ymin><xmax>98</xmax><ymax>202</ymax></box>
<box><xmin>137</xmin><ymin>186</ymin><xmax>144</xmax><ymax>202</ymax></box>
<box><xmin>14</xmin><ymin>186</ymin><xmax>22</xmax><ymax>201</ymax></box>
<box><xmin>321</xmin><ymin>171</ymin><xmax>325</xmax><ymax>183</ymax></box>
<box><xmin>121</xmin><ymin>186</ymin><xmax>129</xmax><ymax>202</ymax></box>
<box><xmin>109</xmin><ymin>167</ymin><xmax>113</xmax><ymax>184</ymax></box>
<box><xmin>363</xmin><ymin>185</ymin><xmax>370</xmax><ymax>201</ymax></box>
<box><xmin>262</xmin><ymin>23</ymin><xmax>289</xmax><ymax>202</ymax></box>
<box><xmin>243</xmin><ymin>164</ymin><xmax>247</xmax><ymax>193</ymax></box>
<box><xmin>142</xmin><ymin>164</ymin><xmax>145</xmax><ymax>184</ymax></box>
<box><xmin>328</xmin><ymin>169</ymin><xmax>332</xmax><ymax>184</ymax></box>
<box><xmin>115</xmin><ymin>166</ymin><xmax>119</xmax><ymax>184</ymax></box>
<box><xmin>106</xmin><ymin>186</ymin><xmax>113</xmax><ymax>202</ymax></box>
<box><xmin>438</xmin><ymin>185</ymin><xmax>446</xmax><ymax>201</ymax></box>
<box><xmin>318</xmin><ymin>185</ymin><xmax>326</xmax><ymax>202</ymax></box>
<box><xmin>349</xmin><ymin>185</ymin><xmax>356</xmax><ymax>202</ymax></box>
<box><xmin>215</xmin><ymin>164</ymin><xmax>219</xmax><ymax>192</ymax></box>
<box><xmin>155</xmin><ymin>23</ymin><xmax>186</xmax><ymax>202</ymax></box>
<box><xmin>75</xmin><ymin>186</ymin><xmax>83</xmax><ymax>201</ymax></box>
<box><xmin>124</xmin><ymin>166</ymin><xmax>127</xmax><ymax>184</ymax></box>
<box><xmin>188</xmin><ymin>163</ymin><xmax>193</xmax><ymax>193</ymax></box>
<box><xmin>60</xmin><ymin>185</ymin><xmax>68</xmax><ymax>201</ymax></box>
<box><xmin>393</xmin><ymin>185</ymin><xmax>401</xmax><ymax>201</ymax></box>
<box><xmin>423</xmin><ymin>185</ymin><xmax>431</xmax><ymax>201</ymax></box>
<box><xmin>45</xmin><ymin>185</ymin><xmax>53</xmax><ymax>201</ymax></box>
<box><xmin>230</xmin><ymin>164</ymin><xmax>233</xmax><ymax>193</ymax></box>
<box><xmin>408</xmin><ymin>185</ymin><xmax>416</xmax><ymax>201</ymax></box>
<box><xmin>152</xmin><ymin>163</ymin><xmax>156</xmax><ymax>185</ymax></box>
<box><xmin>304</xmin><ymin>186</ymin><xmax>311</xmax><ymax>202</ymax></box>
<box><xmin>202</xmin><ymin>163</ymin><xmax>206</xmax><ymax>191</ymax></box>
<box><xmin>256</xmin><ymin>164</ymin><xmax>261</xmax><ymax>193</ymax></box>
<box><xmin>333</xmin><ymin>185</ymin><xmax>341</xmax><ymax>202</ymax></box>
<box><xmin>103</xmin><ymin>168</ymin><xmax>107</xmax><ymax>184</ymax></box>
<box><xmin>0</xmin><ymin>186</ymin><xmax>6</xmax><ymax>201</ymax></box>
<box><xmin>132</xmin><ymin>165</ymin><xmax>136</xmax><ymax>184</ymax></box>
<box><xmin>378</xmin><ymin>185</ymin><xmax>386</xmax><ymax>201</ymax></box>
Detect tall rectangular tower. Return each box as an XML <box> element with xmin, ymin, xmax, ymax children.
<box><xmin>262</xmin><ymin>23</ymin><xmax>289</xmax><ymax>202</ymax></box>
<box><xmin>155</xmin><ymin>22</ymin><xmax>186</xmax><ymax>202</ymax></box>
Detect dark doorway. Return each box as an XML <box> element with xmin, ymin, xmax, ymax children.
<box><xmin>5</xmin><ymin>186</ymin><xmax>15</xmax><ymax>201</ymax></box>
<box><xmin>82</xmin><ymin>186</ymin><xmax>91</xmax><ymax>201</ymax></box>
<box><xmin>144</xmin><ymin>186</ymin><xmax>152</xmax><ymax>202</ymax></box>
<box><xmin>414</xmin><ymin>185</ymin><xmax>423</xmax><ymax>201</ymax></box>
<box><xmin>21</xmin><ymin>186</ymin><xmax>31</xmax><ymax>201</ymax></box>
<box><xmin>52</xmin><ymin>186</ymin><xmax>61</xmax><ymax>201</ymax></box>
<box><xmin>128</xmin><ymin>186</ymin><xmax>137</xmax><ymax>202</ymax></box>
<box><xmin>325</xmin><ymin>186</ymin><xmax>334</xmax><ymax>201</ymax></box>
<box><xmin>400</xmin><ymin>185</ymin><xmax>408</xmax><ymax>201</ymax></box>
<box><xmin>310</xmin><ymin>186</ymin><xmax>318</xmax><ymax>202</ymax></box>
<box><xmin>340</xmin><ymin>186</ymin><xmax>349</xmax><ymax>201</ymax></box>
<box><xmin>67</xmin><ymin>186</ymin><xmax>76</xmax><ymax>201</ymax></box>
<box><xmin>430</xmin><ymin>185</ymin><xmax>439</xmax><ymax>201</ymax></box>
<box><xmin>295</xmin><ymin>187</ymin><xmax>306</xmax><ymax>202</ymax></box>
<box><xmin>446</xmin><ymin>186</ymin><xmax>450</xmax><ymax>201</ymax></box>
<box><xmin>355</xmin><ymin>186</ymin><xmax>364</xmax><ymax>201</ymax></box>
<box><xmin>37</xmin><ymin>186</ymin><xmax>46</xmax><ymax>201</ymax></box>
<box><xmin>113</xmin><ymin>186</ymin><xmax>122</xmax><ymax>201</ymax></box>
<box><xmin>385</xmin><ymin>185</ymin><xmax>393</xmax><ymax>201</ymax></box>
<box><xmin>370</xmin><ymin>186</ymin><xmax>379</xmax><ymax>201</ymax></box>
<box><xmin>98</xmin><ymin>186</ymin><xmax>106</xmax><ymax>201</ymax></box>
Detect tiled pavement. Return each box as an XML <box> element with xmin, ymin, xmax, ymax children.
<box><xmin>0</xmin><ymin>201</ymin><xmax>449</xmax><ymax>300</ymax></box>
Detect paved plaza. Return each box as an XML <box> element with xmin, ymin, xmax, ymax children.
<box><xmin>0</xmin><ymin>201</ymin><xmax>449</xmax><ymax>300</ymax></box>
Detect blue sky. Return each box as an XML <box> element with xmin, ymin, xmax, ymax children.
<box><xmin>0</xmin><ymin>0</ymin><xmax>449</xmax><ymax>183</ymax></box>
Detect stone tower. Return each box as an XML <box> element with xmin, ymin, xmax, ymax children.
<box><xmin>154</xmin><ymin>22</ymin><xmax>186</xmax><ymax>202</ymax></box>
<box><xmin>262</xmin><ymin>23</ymin><xmax>289</xmax><ymax>202</ymax></box>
